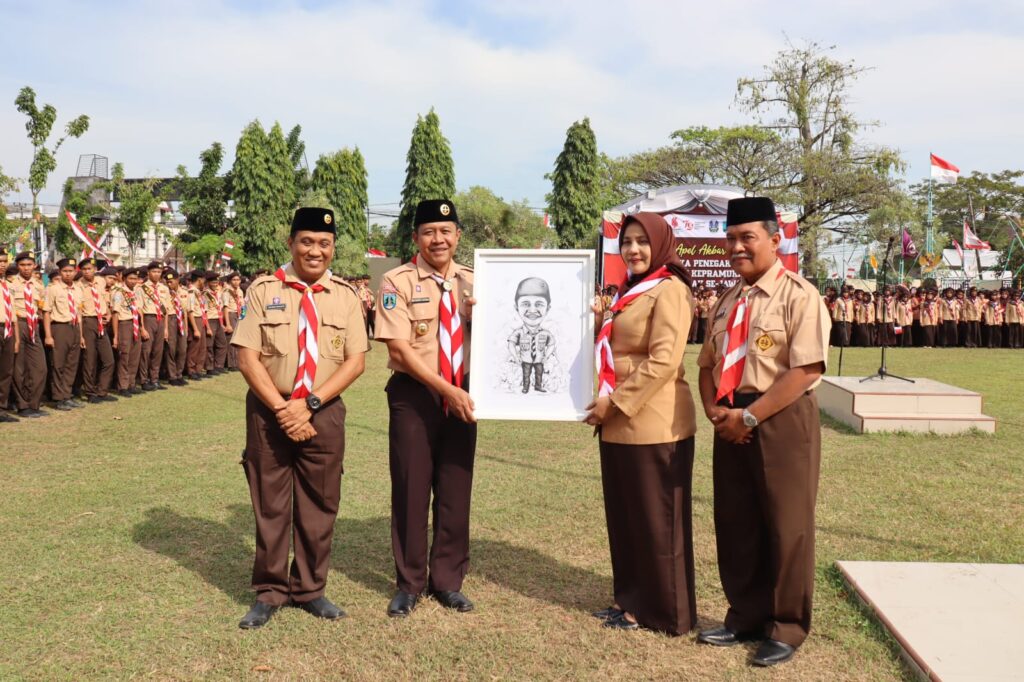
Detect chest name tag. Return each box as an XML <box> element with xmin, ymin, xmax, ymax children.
<box><xmin>266</xmin><ymin>303</ymin><xmax>286</xmax><ymax>311</ymax></box>
<box><xmin>410</xmin><ymin>297</ymin><xmax>432</xmax><ymax>305</ymax></box>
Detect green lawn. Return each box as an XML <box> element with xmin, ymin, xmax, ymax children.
<box><xmin>1</xmin><ymin>346</ymin><xmax>1021</xmax><ymax>680</ymax></box>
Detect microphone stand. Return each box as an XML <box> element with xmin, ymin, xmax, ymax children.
<box><xmin>861</xmin><ymin>236</ymin><xmax>914</xmax><ymax>384</ymax></box>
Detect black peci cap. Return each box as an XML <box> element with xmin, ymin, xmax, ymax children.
<box><xmin>726</xmin><ymin>197</ymin><xmax>777</xmax><ymax>227</ymax></box>
<box><xmin>414</xmin><ymin>199</ymin><xmax>459</xmax><ymax>226</ymax></box>
<box><xmin>291</xmin><ymin>207</ymin><xmax>336</xmax><ymax>235</ymax></box>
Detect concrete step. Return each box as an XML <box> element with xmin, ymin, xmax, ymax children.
<box><xmin>851</xmin><ymin>392</ymin><xmax>983</xmax><ymax>415</ymax></box>
<box><xmin>858</xmin><ymin>412</ymin><xmax>996</xmax><ymax>434</ymax></box>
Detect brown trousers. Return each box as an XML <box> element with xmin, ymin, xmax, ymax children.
<box><xmin>713</xmin><ymin>392</ymin><xmax>820</xmax><ymax>648</ymax></box>
<box><xmin>81</xmin><ymin>317</ymin><xmax>114</xmax><ymax>397</ymax></box>
<box><xmin>600</xmin><ymin>438</ymin><xmax>696</xmax><ymax>635</ymax></box>
<box><xmin>164</xmin><ymin>316</ymin><xmax>188</xmax><ymax>380</ymax></box>
<box><xmin>206</xmin><ymin>318</ymin><xmax>227</xmax><ymax>371</ymax></box>
<box><xmin>0</xmin><ymin>323</ymin><xmax>16</xmax><ymax>408</ymax></box>
<box><xmin>49</xmin><ymin>322</ymin><xmax>82</xmax><ymax>401</ymax></box>
<box><xmin>386</xmin><ymin>372</ymin><xmax>477</xmax><ymax>594</ymax></box>
<box><xmin>226</xmin><ymin>312</ymin><xmax>239</xmax><ymax>368</ymax></box>
<box><xmin>138</xmin><ymin>314</ymin><xmax>166</xmax><ymax>384</ymax></box>
<box><xmin>187</xmin><ymin>321</ymin><xmax>208</xmax><ymax>375</ymax></box>
<box><xmin>13</xmin><ymin>319</ymin><xmax>46</xmax><ymax>411</ymax></box>
<box><xmin>115</xmin><ymin>320</ymin><xmax>142</xmax><ymax>391</ymax></box>
<box><xmin>243</xmin><ymin>391</ymin><xmax>347</xmax><ymax>605</ymax></box>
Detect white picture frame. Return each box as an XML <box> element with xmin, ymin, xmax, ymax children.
<box><xmin>469</xmin><ymin>249</ymin><xmax>596</xmax><ymax>421</ymax></box>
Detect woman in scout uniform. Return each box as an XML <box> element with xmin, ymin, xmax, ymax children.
<box><xmin>1005</xmin><ymin>290</ymin><xmax>1023</xmax><ymax>349</ymax></box>
<box><xmin>919</xmin><ymin>289</ymin><xmax>939</xmax><ymax>348</ymax></box>
<box><xmin>895</xmin><ymin>290</ymin><xmax>914</xmax><ymax>347</ymax></box>
<box><xmin>696</xmin><ymin>197</ymin><xmax>829</xmax><ymax>668</ymax></box>
<box><xmin>374</xmin><ymin>199</ymin><xmax>478</xmax><ymax>619</ymax></box>
<box><xmin>937</xmin><ymin>288</ymin><xmax>959</xmax><ymax>347</ymax></box>
<box><xmin>583</xmin><ymin>212</ymin><xmax>698</xmax><ymax>635</ymax></box>
<box><xmin>231</xmin><ymin>207</ymin><xmax>368</xmax><ymax>630</ymax></box>
<box><xmin>110</xmin><ymin>268</ymin><xmax>144</xmax><ymax>397</ymax></box>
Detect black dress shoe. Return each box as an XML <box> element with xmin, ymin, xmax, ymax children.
<box><xmin>142</xmin><ymin>382</ymin><xmax>157</xmax><ymax>391</ymax></box>
<box><xmin>118</xmin><ymin>389</ymin><xmax>133</xmax><ymax>398</ymax></box>
<box><xmin>99</xmin><ymin>394</ymin><xmax>118</xmax><ymax>402</ymax></box>
<box><xmin>431</xmin><ymin>590</ymin><xmax>474</xmax><ymax>612</ymax></box>
<box><xmin>296</xmin><ymin>596</ymin><xmax>347</xmax><ymax>620</ymax></box>
<box><xmin>697</xmin><ymin>626</ymin><xmax>757</xmax><ymax>647</ymax></box>
<box><xmin>155</xmin><ymin>382</ymin><xmax>168</xmax><ymax>390</ymax></box>
<box><xmin>130</xmin><ymin>386</ymin><xmax>143</xmax><ymax>394</ymax></box>
<box><xmin>17</xmin><ymin>409</ymin><xmax>41</xmax><ymax>418</ymax></box>
<box><xmin>387</xmin><ymin>591</ymin><xmax>419</xmax><ymax>617</ymax></box>
<box><xmin>592</xmin><ymin>606</ymin><xmax>624</xmax><ymax>621</ymax></box>
<box><xmin>0</xmin><ymin>413</ymin><xmax>19</xmax><ymax>422</ymax></box>
<box><xmin>54</xmin><ymin>400</ymin><xmax>74</xmax><ymax>411</ymax></box>
<box><xmin>88</xmin><ymin>395</ymin><xmax>104</xmax><ymax>404</ymax></box>
<box><xmin>602</xmin><ymin>612</ymin><xmax>639</xmax><ymax>630</ymax></box>
<box><xmin>68</xmin><ymin>399</ymin><xmax>86</xmax><ymax>408</ymax></box>
<box><xmin>752</xmin><ymin>639</ymin><xmax>796</xmax><ymax>667</ymax></box>
<box><xmin>239</xmin><ymin>601</ymin><xmax>279</xmax><ymax>629</ymax></box>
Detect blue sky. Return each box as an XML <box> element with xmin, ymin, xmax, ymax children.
<box><xmin>2</xmin><ymin>0</ymin><xmax>1022</xmax><ymax>218</ymax></box>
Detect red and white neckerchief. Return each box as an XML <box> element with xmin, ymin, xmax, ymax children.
<box><xmin>595</xmin><ymin>266</ymin><xmax>672</xmax><ymax>397</ymax></box>
<box><xmin>1</xmin><ymin>280</ymin><xmax>12</xmax><ymax>339</ymax></box>
<box><xmin>715</xmin><ymin>268</ymin><xmax>786</xmax><ymax>405</ymax></box>
<box><xmin>199</xmin><ymin>290</ymin><xmax>211</xmax><ymax>333</ymax></box>
<box><xmin>23</xmin><ymin>279</ymin><xmax>38</xmax><ymax>343</ymax></box>
<box><xmin>143</xmin><ymin>283</ymin><xmax>163</xmax><ymax>321</ymax></box>
<box><xmin>430</xmin><ymin>271</ymin><xmax>464</xmax><ymax>395</ymax></box>
<box><xmin>173</xmin><ymin>292</ymin><xmax>186</xmax><ymax>336</ymax></box>
<box><xmin>124</xmin><ymin>288</ymin><xmax>141</xmax><ymax>340</ymax></box>
<box><xmin>65</xmin><ymin>284</ymin><xmax>79</xmax><ymax>325</ymax></box>
<box><xmin>89</xmin><ymin>282</ymin><xmax>104</xmax><ymax>336</ymax></box>
<box><xmin>233</xmin><ymin>289</ymin><xmax>243</xmax><ymax>318</ymax></box>
<box><xmin>274</xmin><ymin>266</ymin><xmax>325</xmax><ymax>399</ymax></box>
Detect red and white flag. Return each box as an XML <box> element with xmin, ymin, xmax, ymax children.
<box><xmin>952</xmin><ymin>237</ymin><xmax>964</xmax><ymax>264</ymax></box>
<box><xmin>66</xmin><ymin>211</ymin><xmax>109</xmax><ymax>259</ymax></box>
<box><xmin>930</xmin><ymin>153</ymin><xmax>960</xmax><ymax>184</ymax></box>
<box><xmin>777</xmin><ymin>212</ymin><xmax>800</xmax><ymax>273</ymax></box>
<box><xmin>962</xmin><ymin>220</ymin><xmax>990</xmax><ymax>250</ymax></box>
<box><xmin>220</xmin><ymin>239</ymin><xmax>235</xmax><ymax>261</ymax></box>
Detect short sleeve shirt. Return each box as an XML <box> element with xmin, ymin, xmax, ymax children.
<box><xmin>42</xmin><ymin>281</ymin><xmax>82</xmax><ymax>323</ymax></box>
<box><xmin>373</xmin><ymin>259</ymin><xmax>473</xmax><ymax>374</ymax></box>
<box><xmin>76</xmin><ymin>278</ymin><xmax>108</xmax><ymax>317</ymax></box>
<box><xmin>698</xmin><ymin>259</ymin><xmax>830</xmax><ymax>393</ymax></box>
<box><xmin>231</xmin><ymin>264</ymin><xmax>370</xmax><ymax>395</ymax></box>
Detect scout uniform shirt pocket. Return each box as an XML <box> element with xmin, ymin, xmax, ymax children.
<box><xmin>750</xmin><ymin>313</ymin><xmax>786</xmax><ymax>359</ymax></box>
<box><xmin>259</xmin><ymin>310</ymin><xmax>291</xmax><ymax>357</ymax></box>
<box><xmin>320</xmin><ymin>310</ymin><xmax>348</xmax><ymax>360</ymax></box>
<box><xmin>409</xmin><ymin>306</ymin><xmax>438</xmax><ymax>347</ymax></box>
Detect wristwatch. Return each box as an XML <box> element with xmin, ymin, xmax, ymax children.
<box><xmin>305</xmin><ymin>394</ymin><xmax>323</xmax><ymax>413</ymax></box>
<box><xmin>741</xmin><ymin>408</ymin><xmax>759</xmax><ymax>428</ymax></box>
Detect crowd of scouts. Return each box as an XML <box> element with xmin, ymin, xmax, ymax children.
<box><xmin>822</xmin><ymin>285</ymin><xmax>1024</xmax><ymax>349</ymax></box>
<box><xmin>0</xmin><ymin>248</ymin><xmax>377</xmax><ymax>421</ymax></box>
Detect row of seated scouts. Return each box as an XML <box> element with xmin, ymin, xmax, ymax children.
<box><xmin>0</xmin><ymin>250</ymin><xmax>247</xmax><ymax>422</ymax></box>
<box><xmin>823</xmin><ymin>285</ymin><xmax>1024</xmax><ymax>349</ymax></box>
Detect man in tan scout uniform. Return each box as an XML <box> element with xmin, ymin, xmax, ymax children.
<box><xmin>186</xmin><ymin>271</ymin><xmax>211</xmax><ymax>380</ymax></box>
<box><xmin>0</xmin><ymin>255</ymin><xmax>21</xmax><ymax>421</ymax></box>
<box><xmin>41</xmin><ymin>258</ymin><xmax>84</xmax><ymax>411</ymax></box>
<box><xmin>232</xmin><ymin>207</ymin><xmax>369</xmax><ymax>630</ymax></box>
<box><xmin>135</xmin><ymin>261</ymin><xmax>170</xmax><ymax>391</ymax></box>
<box><xmin>205</xmin><ymin>272</ymin><xmax>228</xmax><ymax>374</ymax></box>
<box><xmin>76</xmin><ymin>258</ymin><xmax>117</xmax><ymax>403</ymax></box>
<box><xmin>162</xmin><ymin>269</ymin><xmax>189</xmax><ymax>386</ymax></box>
<box><xmin>111</xmin><ymin>268</ymin><xmax>144</xmax><ymax>397</ymax></box>
<box><xmin>221</xmin><ymin>272</ymin><xmax>243</xmax><ymax>370</ymax></box>
<box><xmin>10</xmin><ymin>252</ymin><xmax>48</xmax><ymax>418</ymax></box>
<box><xmin>695</xmin><ymin>197</ymin><xmax>830</xmax><ymax>668</ymax></box>
<box><xmin>375</xmin><ymin>199</ymin><xmax>478</xmax><ymax>618</ymax></box>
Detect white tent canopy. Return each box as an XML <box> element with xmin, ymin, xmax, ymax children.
<box><xmin>611</xmin><ymin>184</ymin><xmax>745</xmax><ymax>216</ymax></box>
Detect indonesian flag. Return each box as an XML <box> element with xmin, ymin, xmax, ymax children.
<box><xmin>777</xmin><ymin>212</ymin><xmax>799</xmax><ymax>273</ymax></box>
<box><xmin>221</xmin><ymin>251</ymin><xmax>233</xmax><ymax>261</ymax></box>
<box><xmin>66</xmin><ymin>211</ymin><xmax>109</xmax><ymax>259</ymax></box>
<box><xmin>952</xmin><ymin>237</ymin><xmax>964</xmax><ymax>264</ymax></box>
<box><xmin>221</xmin><ymin>239</ymin><xmax>235</xmax><ymax>261</ymax></box>
<box><xmin>963</xmin><ymin>220</ymin><xmax>990</xmax><ymax>250</ymax></box>
<box><xmin>930</xmin><ymin>153</ymin><xmax>960</xmax><ymax>184</ymax></box>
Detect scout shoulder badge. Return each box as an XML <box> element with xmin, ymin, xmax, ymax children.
<box><xmin>382</xmin><ymin>280</ymin><xmax>398</xmax><ymax>310</ymax></box>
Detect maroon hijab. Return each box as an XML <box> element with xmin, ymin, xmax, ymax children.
<box><xmin>618</xmin><ymin>212</ymin><xmax>691</xmax><ymax>295</ymax></box>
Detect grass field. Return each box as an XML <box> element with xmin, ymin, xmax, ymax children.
<box><xmin>1</xmin><ymin>345</ymin><xmax>1022</xmax><ymax>680</ymax></box>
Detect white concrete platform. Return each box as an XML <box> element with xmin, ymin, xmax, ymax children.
<box><xmin>837</xmin><ymin>561</ymin><xmax>1024</xmax><ymax>681</ymax></box>
<box><xmin>818</xmin><ymin>376</ymin><xmax>996</xmax><ymax>434</ymax></box>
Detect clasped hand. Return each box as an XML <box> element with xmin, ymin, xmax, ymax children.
<box><xmin>706</xmin><ymin>405</ymin><xmax>753</xmax><ymax>444</ymax></box>
<box><xmin>275</xmin><ymin>399</ymin><xmax>315</xmax><ymax>442</ymax></box>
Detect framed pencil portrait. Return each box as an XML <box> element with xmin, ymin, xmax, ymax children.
<box><xmin>469</xmin><ymin>249</ymin><xmax>596</xmax><ymax>421</ymax></box>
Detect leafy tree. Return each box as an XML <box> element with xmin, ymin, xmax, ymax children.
<box><xmin>0</xmin><ymin>167</ymin><xmax>18</xmax><ymax>245</ymax></box>
<box><xmin>286</xmin><ymin>125</ymin><xmax>311</xmax><ymax>197</ymax></box>
<box><xmin>55</xmin><ymin>177</ymin><xmax>111</xmax><ymax>258</ymax></box>
<box><xmin>311</xmin><ymin>147</ymin><xmax>369</xmax><ymax>252</ymax></box>
<box><xmin>231</xmin><ymin>120</ymin><xmax>293</xmax><ymax>273</ymax></box>
<box><xmin>735</xmin><ymin>40</ymin><xmax>904</xmax><ymax>272</ymax></box>
<box><xmin>395</xmin><ymin>109</ymin><xmax>456</xmax><ymax>261</ymax></box>
<box><xmin>367</xmin><ymin>224</ymin><xmax>390</xmax><ymax>254</ymax></box>
<box><xmin>453</xmin><ymin>186</ymin><xmax>551</xmax><ymax>263</ymax></box>
<box><xmin>177</xmin><ymin>142</ymin><xmax>227</xmax><ymax>241</ymax></box>
<box><xmin>546</xmin><ymin>117</ymin><xmax>601</xmax><ymax>249</ymax></box>
<box><xmin>14</xmin><ymin>86</ymin><xmax>89</xmax><ymax>247</ymax></box>
<box><xmin>109</xmin><ymin>163</ymin><xmax>160</xmax><ymax>266</ymax></box>
<box><xmin>180</xmin><ymin>233</ymin><xmax>227</xmax><ymax>269</ymax></box>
